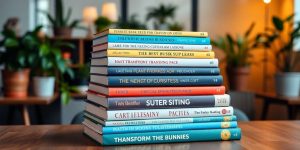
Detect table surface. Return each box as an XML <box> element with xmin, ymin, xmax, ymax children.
<box><xmin>256</xmin><ymin>92</ymin><xmax>300</xmax><ymax>104</ymax></box>
<box><xmin>1</xmin><ymin>121</ymin><xmax>300</xmax><ymax>150</ymax></box>
<box><xmin>0</xmin><ymin>94</ymin><xmax>58</xmax><ymax>105</ymax></box>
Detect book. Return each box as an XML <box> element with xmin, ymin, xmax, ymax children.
<box><xmin>93</xmin><ymin>35</ymin><xmax>210</xmax><ymax>46</ymax></box>
<box><xmin>84</xmin><ymin>111</ymin><xmax>237</xmax><ymax>126</ymax></box>
<box><xmin>90</xmin><ymin>75</ymin><xmax>223</xmax><ymax>87</ymax></box>
<box><xmin>87</xmin><ymin>91</ymin><xmax>230</xmax><ymax>109</ymax></box>
<box><xmin>90</xmin><ymin>67</ymin><xmax>220</xmax><ymax>76</ymax></box>
<box><xmin>85</xmin><ymin>102</ymin><xmax>234</xmax><ymax>120</ymax></box>
<box><xmin>93</xmin><ymin>43</ymin><xmax>212</xmax><ymax>52</ymax></box>
<box><xmin>88</xmin><ymin>83</ymin><xmax>226</xmax><ymax>97</ymax></box>
<box><xmin>83</xmin><ymin>125</ymin><xmax>241</xmax><ymax>145</ymax></box>
<box><xmin>83</xmin><ymin>117</ymin><xmax>238</xmax><ymax>134</ymax></box>
<box><xmin>94</xmin><ymin>29</ymin><xmax>208</xmax><ymax>37</ymax></box>
<box><xmin>91</xmin><ymin>50</ymin><xmax>215</xmax><ymax>59</ymax></box>
<box><xmin>91</xmin><ymin>57</ymin><xmax>218</xmax><ymax>67</ymax></box>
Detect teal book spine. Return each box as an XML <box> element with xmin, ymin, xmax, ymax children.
<box><xmin>107</xmin><ymin>35</ymin><xmax>210</xmax><ymax>45</ymax></box>
<box><xmin>102</xmin><ymin>128</ymin><xmax>241</xmax><ymax>145</ymax></box>
<box><xmin>104</xmin><ymin>115</ymin><xmax>237</xmax><ymax>126</ymax></box>
<box><xmin>102</xmin><ymin>121</ymin><xmax>237</xmax><ymax>134</ymax></box>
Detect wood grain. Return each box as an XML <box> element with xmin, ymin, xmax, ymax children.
<box><xmin>0</xmin><ymin>94</ymin><xmax>58</xmax><ymax>105</ymax></box>
<box><xmin>1</xmin><ymin>121</ymin><xmax>300</xmax><ymax>150</ymax></box>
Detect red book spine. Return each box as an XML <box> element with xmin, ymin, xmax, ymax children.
<box><xmin>107</xmin><ymin>86</ymin><xmax>225</xmax><ymax>97</ymax></box>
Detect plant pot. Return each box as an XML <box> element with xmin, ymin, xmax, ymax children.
<box><xmin>53</xmin><ymin>27</ymin><xmax>72</xmax><ymax>37</ymax></box>
<box><xmin>33</xmin><ymin>76</ymin><xmax>55</xmax><ymax>97</ymax></box>
<box><xmin>275</xmin><ymin>72</ymin><xmax>300</xmax><ymax>97</ymax></box>
<box><xmin>2</xmin><ymin>69</ymin><xmax>30</xmax><ymax>98</ymax></box>
<box><xmin>226</xmin><ymin>67</ymin><xmax>250</xmax><ymax>91</ymax></box>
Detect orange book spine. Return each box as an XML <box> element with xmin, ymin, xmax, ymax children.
<box><xmin>108</xmin><ymin>86</ymin><xmax>225</xmax><ymax>97</ymax></box>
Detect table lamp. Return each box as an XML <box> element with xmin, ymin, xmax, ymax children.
<box><xmin>101</xmin><ymin>2</ymin><xmax>118</xmax><ymax>22</ymax></box>
<box><xmin>83</xmin><ymin>6</ymin><xmax>98</xmax><ymax>38</ymax></box>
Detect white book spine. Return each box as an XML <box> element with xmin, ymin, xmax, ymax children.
<box><xmin>107</xmin><ymin>57</ymin><xmax>218</xmax><ymax>67</ymax></box>
<box><xmin>107</xmin><ymin>106</ymin><xmax>233</xmax><ymax>121</ymax></box>
<box><xmin>107</xmin><ymin>43</ymin><xmax>212</xmax><ymax>51</ymax></box>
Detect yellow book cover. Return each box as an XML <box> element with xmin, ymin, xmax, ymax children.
<box><xmin>97</xmin><ymin>29</ymin><xmax>208</xmax><ymax>37</ymax></box>
<box><xmin>107</xmin><ymin>50</ymin><xmax>214</xmax><ymax>58</ymax></box>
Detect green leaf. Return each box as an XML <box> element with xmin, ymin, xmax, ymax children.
<box><xmin>272</xmin><ymin>17</ymin><xmax>284</xmax><ymax>31</ymax></box>
<box><xmin>4</xmin><ymin>38</ymin><xmax>19</xmax><ymax>48</ymax></box>
<box><xmin>244</xmin><ymin>22</ymin><xmax>255</xmax><ymax>38</ymax></box>
<box><xmin>69</xmin><ymin>20</ymin><xmax>80</xmax><ymax>28</ymax></box>
<box><xmin>65</xmin><ymin>8</ymin><xmax>72</xmax><ymax>25</ymax></box>
<box><xmin>61</xmin><ymin>91</ymin><xmax>70</xmax><ymax>105</ymax></box>
<box><xmin>285</xmin><ymin>14</ymin><xmax>295</xmax><ymax>22</ymax></box>
<box><xmin>66</xmin><ymin>67</ymin><xmax>74</xmax><ymax>79</ymax></box>
<box><xmin>57</xmin><ymin>59</ymin><xmax>66</xmax><ymax>73</ymax></box>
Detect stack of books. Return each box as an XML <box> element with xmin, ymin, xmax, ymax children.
<box><xmin>83</xmin><ymin>29</ymin><xmax>241</xmax><ymax>146</ymax></box>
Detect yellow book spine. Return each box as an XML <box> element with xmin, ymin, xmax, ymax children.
<box><xmin>107</xmin><ymin>50</ymin><xmax>215</xmax><ymax>58</ymax></box>
<box><xmin>108</xmin><ymin>29</ymin><xmax>208</xmax><ymax>37</ymax></box>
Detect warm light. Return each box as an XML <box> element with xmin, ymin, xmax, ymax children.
<box><xmin>263</xmin><ymin>0</ymin><xmax>271</xmax><ymax>4</ymax></box>
<box><xmin>101</xmin><ymin>2</ymin><xmax>118</xmax><ymax>22</ymax></box>
<box><xmin>83</xmin><ymin>6</ymin><xmax>98</xmax><ymax>23</ymax></box>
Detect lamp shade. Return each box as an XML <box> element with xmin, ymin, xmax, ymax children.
<box><xmin>83</xmin><ymin>6</ymin><xmax>98</xmax><ymax>23</ymax></box>
<box><xmin>263</xmin><ymin>0</ymin><xmax>271</xmax><ymax>4</ymax></box>
<box><xmin>101</xmin><ymin>2</ymin><xmax>118</xmax><ymax>22</ymax></box>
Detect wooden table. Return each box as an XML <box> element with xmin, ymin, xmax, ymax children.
<box><xmin>256</xmin><ymin>92</ymin><xmax>300</xmax><ymax>120</ymax></box>
<box><xmin>1</xmin><ymin>121</ymin><xmax>300</xmax><ymax>149</ymax></box>
<box><xmin>0</xmin><ymin>95</ymin><xmax>58</xmax><ymax>126</ymax></box>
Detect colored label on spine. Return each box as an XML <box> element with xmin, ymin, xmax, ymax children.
<box><xmin>107</xmin><ymin>43</ymin><xmax>212</xmax><ymax>50</ymax></box>
<box><xmin>107</xmin><ymin>29</ymin><xmax>208</xmax><ymax>37</ymax></box>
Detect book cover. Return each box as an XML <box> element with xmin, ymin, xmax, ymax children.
<box><xmin>83</xmin><ymin>112</ymin><xmax>237</xmax><ymax>126</ymax></box>
<box><xmin>90</xmin><ymin>67</ymin><xmax>220</xmax><ymax>76</ymax></box>
<box><xmin>83</xmin><ymin>126</ymin><xmax>241</xmax><ymax>145</ymax></box>
<box><xmin>87</xmin><ymin>91</ymin><xmax>230</xmax><ymax>109</ymax></box>
<box><xmin>93</xmin><ymin>35</ymin><xmax>210</xmax><ymax>45</ymax></box>
<box><xmin>88</xmin><ymin>84</ymin><xmax>226</xmax><ymax>97</ymax></box>
<box><xmin>101</xmin><ymin>106</ymin><xmax>233</xmax><ymax>120</ymax></box>
<box><xmin>91</xmin><ymin>57</ymin><xmax>218</xmax><ymax>67</ymax></box>
<box><xmin>93</xmin><ymin>43</ymin><xmax>212</xmax><ymax>51</ymax></box>
<box><xmin>90</xmin><ymin>75</ymin><xmax>223</xmax><ymax>87</ymax></box>
<box><xmin>95</xmin><ymin>29</ymin><xmax>208</xmax><ymax>37</ymax></box>
<box><xmin>92</xmin><ymin>50</ymin><xmax>215</xmax><ymax>59</ymax></box>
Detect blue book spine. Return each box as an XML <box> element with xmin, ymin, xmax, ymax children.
<box><xmin>106</xmin><ymin>67</ymin><xmax>220</xmax><ymax>76</ymax></box>
<box><xmin>105</xmin><ymin>75</ymin><xmax>223</xmax><ymax>86</ymax></box>
<box><xmin>104</xmin><ymin>116</ymin><xmax>237</xmax><ymax>126</ymax></box>
<box><xmin>102</xmin><ymin>121</ymin><xmax>237</xmax><ymax>134</ymax></box>
<box><xmin>102</xmin><ymin>128</ymin><xmax>241</xmax><ymax>145</ymax></box>
<box><xmin>107</xmin><ymin>35</ymin><xmax>210</xmax><ymax>45</ymax></box>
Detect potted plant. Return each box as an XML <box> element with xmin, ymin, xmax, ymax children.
<box><xmin>0</xmin><ymin>27</ymin><xmax>39</xmax><ymax>97</ymax></box>
<box><xmin>146</xmin><ymin>4</ymin><xmax>176</xmax><ymax>30</ymax></box>
<box><xmin>94</xmin><ymin>16</ymin><xmax>112</xmax><ymax>33</ymax></box>
<box><xmin>115</xmin><ymin>14</ymin><xmax>147</xmax><ymax>29</ymax></box>
<box><xmin>71</xmin><ymin>63</ymin><xmax>90</xmax><ymax>94</ymax></box>
<box><xmin>212</xmin><ymin>23</ymin><xmax>262</xmax><ymax>91</ymax></box>
<box><xmin>168</xmin><ymin>22</ymin><xmax>183</xmax><ymax>31</ymax></box>
<box><xmin>263</xmin><ymin>14</ymin><xmax>300</xmax><ymax>97</ymax></box>
<box><xmin>45</xmin><ymin>0</ymin><xmax>80</xmax><ymax>37</ymax></box>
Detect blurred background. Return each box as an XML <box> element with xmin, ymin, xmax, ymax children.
<box><xmin>0</xmin><ymin>0</ymin><xmax>299</xmax><ymax>125</ymax></box>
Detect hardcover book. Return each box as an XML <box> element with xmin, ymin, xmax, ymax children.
<box><xmin>91</xmin><ymin>50</ymin><xmax>215</xmax><ymax>59</ymax></box>
<box><xmin>91</xmin><ymin>57</ymin><xmax>218</xmax><ymax>67</ymax></box>
<box><xmin>90</xmin><ymin>67</ymin><xmax>220</xmax><ymax>76</ymax></box>
<box><xmin>88</xmin><ymin>83</ymin><xmax>226</xmax><ymax>96</ymax></box>
<box><xmin>83</xmin><ymin>125</ymin><xmax>241</xmax><ymax>145</ymax></box>
<box><xmin>85</xmin><ymin>102</ymin><xmax>234</xmax><ymax>120</ymax></box>
<box><xmin>94</xmin><ymin>29</ymin><xmax>208</xmax><ymax>37</ymax></box>
<box><xmin>93</xmin><ymin>43</ymin><xmax>212</xmax><ymax>52</ymax></box>
<box><xmin>87</xmin><ymin>91</ymin><xmax>230</xmax><ymax>109</ymax></box>
<box><xmin>93</xmin><ymin>35</ymin><xmax>210</xmax><ymax>46</ymax></box>
<box><xmin>84</xmin><ymin>111</ymin><xmax>237</xmax><ymax>126</ymax></box>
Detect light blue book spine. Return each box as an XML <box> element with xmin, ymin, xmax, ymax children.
<box><xmin>102</xmin><ymin>128</ymin><xmax>241</xmax><ymax>145</ymax></box>
<box><xmin>105</xmin><ymin>116</ymin><xmax>237</xmax><ymax>126</ymax></box>
<box><xmin>102</xmin><ymin>121</ymin><xmax>237</xmax><ymax>134</ymax></box>
<box><xmin>107</xmin><ymin>35</ymin><xmax>210</xmax><ymax>45</ymax></box>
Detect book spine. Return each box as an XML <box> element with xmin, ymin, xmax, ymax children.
<box><xmin>102</xmin><ymin>76</ymin><xmax>223</xmax><ymax>87</ymax></box>
<box><xmin>102</xmin><ymin>128</ymin><xmax>241</xmax><ymax>145</ymax></box>
<box><xmin>107</xmin><ymin>35</ymin><xmax>210</xmax><ymax>45</ymax></box>
<box><xmin>108</xmin><ymin>86</ymin><xmax>226</xmax><ymax>97</ymax></box>
<box><xmin>107</xmin><ymin>106</ymin><xmax>233</xmax><ymax>120</ymax></box>
<box><xmin>107</xmin><ymin>43</ymin><xmax>212</xmax><ymax>51</ymax></box>
<box><xmin>103</xmin><ymin>121</ymin><xmax>237</xmax><ymax>134</ymax></box>
<box><xmin>107</xmin><ymin>29</ymin><xmax>208</xmax><ymax>37</ymax></box>
<box><xmin>105</xmin><ymin>67</ymin><xmax>220</xmax><ymax>75</ymax></box>
<box><xmin>107</xmin><ymin>95</ymin><xmax>230</xmax><ymax>110</ymax></box>
<box><xmin>106</xmin><ymin>50</ymin><xmax>215</xmax><ymax>59</ymax></box>
<box><xmin>107</xmin><ymin>57</ymin><xmax>218</xmax><ymax>67</ymax></box>
<box><xmin>104</xmin><ymin>116</ymin><xmax>237</xmax><ymax>126</ymax></box>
